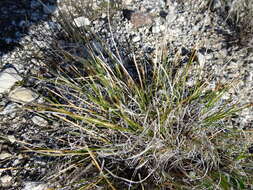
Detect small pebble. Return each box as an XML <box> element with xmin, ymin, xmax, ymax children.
<box><xmin>73</xmin><ymin>16</ymin><xmax>90</xmax><ymax>27</ymax></box>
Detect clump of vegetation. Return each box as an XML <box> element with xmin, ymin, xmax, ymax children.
<box><xmin>28</xmin><ymin>1</ymin><xmax>253</xmax><ymax>189</ymax></box>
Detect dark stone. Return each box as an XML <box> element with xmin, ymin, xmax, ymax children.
<box><xmin>122</xmin><ymin>9</ymin><xmax>134</xmax><ymax>20</ymax></box>
<box><xmin>248</xmin><ymin>145</ymin><xmax>253</xmax><ymax>154</ymax></box>
<box><xmin>180</xmin><ymin>47</ymin><xmax>190</xmax><ymax>56</ymax></box>
<box><xmin>159</xmin><ymin>10</ymin><xmax>168</xmax><ymax>18</ymax></box>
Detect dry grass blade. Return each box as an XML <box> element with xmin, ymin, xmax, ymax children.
<box><xmin>86</xmin><ymin>146</ymin><xmax>116</xmax><ymax>190</ymax></box>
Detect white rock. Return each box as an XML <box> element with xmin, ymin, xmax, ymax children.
<box><xmin>152</xmin><ymin>25</ymin><xmax>160</xmax><ymax>33</ymax></box>
<box><xmin>192</xmin><ymin>25</ymin><xmax>200</xmax><ymax>33</ymax></box>
<box><xmin>101</xmin><ymin>12</ymin><xmax>107</xmax><ymax>19</ymax></box>
<box><xmin>8</xmin><ymin>87</ymin><xmax>38</xmax><ymax>104</ymax></box>
<box><xmin>132</xmin><ymin>35</ymin><xmax>141</xmax><ymax>42</ymax></box>
<box><xmin>7</xmin><ymin>135</ymin><xmax>16</xmax><ymax>143</ymax></box>
<box><xmin>124</xmin><ymin>0</ymin><xmax>133</xmax><ymax>5</ymax></box>
<box><xmin>22</xmin><ymin>182</ymin><xmax>48</xmax><ymax>190</ymax></box>
<box><xmin>73</xmin><ymin>16</ymin><xmax>90</xmax><ymax>27</ymax></box>
<box><xmin>0</xmin><ymin>68</ymin><xmax>22</xmax><ymax>93</ymax></box>
<box><xmin>0</xmin><ymin>175</ymin><xmax>12</xmax><ymax>187</ymax></box>
<box><xmin>13</xmin><ymin>159</ymin><xmax>21</xmax><ymax>166</ymax></box>
<box><xmin>197</xmin><ymin>52</ymin><xmax>206</xmax><ymax>67</ymax></box>
<box><xmin>37</xmin><ymin>97</ymin><xmax>45</xmax><ymax>104</ymax></box>
<box><xmin>0</xmin><ymin>152</ymin><xmax>12</xmax><ymax>160</ymax></box>
<box><xmin>160</xmin><ymin>24</ymin><xmax>166</xmax><ymax>32</ymax></box>
<box><xmin>32</xmin><ymin>116</ymin><xmax>48</xmax><ymax>127</ymax></box>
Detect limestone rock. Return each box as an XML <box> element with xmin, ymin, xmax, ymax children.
<box><xmin>73</xmin><ymin>16</ymin><xmax>90</xmax><ymax>27</ymax></box>
<box><xmin>8</xmin><ymin>87</ymin><xmax>38</xmax><ymax>104</ymax></box>
<box><xmin>197</xmin><ymin>52</ymin><xmax>206</xmax><ymax>67</ymax></box>
<box><xmin>132</xmin><ymin>35</ymin><xmax>141</xmax><ymax>42</ymax></box>
<box><xmin>0</xmin><ymin>152</ymin><xmax>12</xmax><ymax>160</ymax></box>
<box><xmin>32</xmin><ymin>116</ymin><xmax>48</xmax><ymax>127</ymax></box>
<box><xmin>7</xmin><ymin>135</ymin><xmax>16</xmax><ymax>143</ymax></box>
<box><xmin>124</xmin><ymin>0</ymin><xmax>133</xmax><ymax>5</ymax></box>
<box><xmin>0</xmin><ymin>68</ymin><xmax>22</xmax><ymax>93</ymax></box>
<box><xmin>152</xmin><ymin>25</ymin><xmax>160</xmax><ymax>33</ymax></box>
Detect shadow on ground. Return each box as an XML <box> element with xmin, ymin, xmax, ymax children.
<box><xmin>0</xmin><ymin>0</ymin><xmax>57</xmax><ymax>56</ymax></box>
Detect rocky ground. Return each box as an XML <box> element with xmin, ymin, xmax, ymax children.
<box><xmin>0</xmin><ymin>0</ymin><xmax>252</xmax><ymax>189</ymax></box>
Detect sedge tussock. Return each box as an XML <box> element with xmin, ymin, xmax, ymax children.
<box><xmin>29</xmin><ymin>6</ymin><xmax>253</xmax><ymax>189</ymax></box>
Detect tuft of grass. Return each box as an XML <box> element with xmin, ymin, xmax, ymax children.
<box><xmin>27</xmin><ymin>2</ymin><xmax>253</xmax><ymax>189</ymax></box>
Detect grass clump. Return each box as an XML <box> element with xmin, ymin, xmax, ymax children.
<box><xmin>29</xmin><ymin>6</ymin><xmax>253</xmax><ymax>190</ymax></box>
